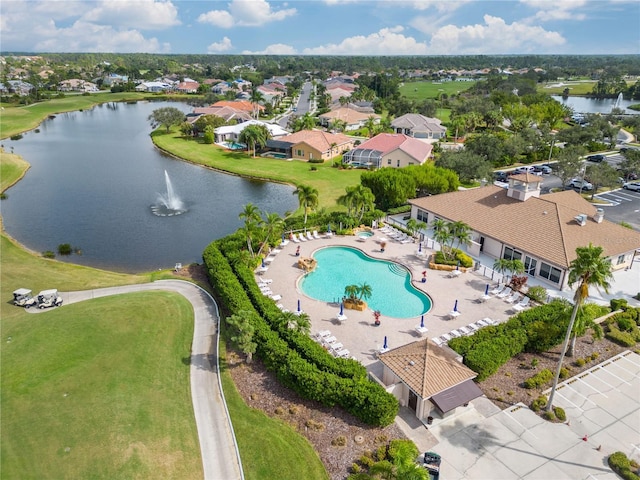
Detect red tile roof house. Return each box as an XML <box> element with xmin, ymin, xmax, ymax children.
<box><xmin>190</xmin><ymin>106</ymin><xmax>253</xmax><ymax>124</ymax></box>
<box><xmin>342</xmin><ymin>133</ymin><xmax>433</xmax><ymax>169</ymax></box>
<box><xmin>408</xmin><ymin>174</ymin><xmax>640</xmax><ymax>290</ymax></box>
<box><xmin>175</xmin><ymin>81</ymin><xmax>200</xmax><ymax>94</ymax></box>
<box><xmin>267</xmin><ymin>130</ymin><xmax>355</xmax><ymax>162</ymax></box>
<box><xmin>211</xmin><ymin>100</ymin><xmax>264</xmax><ymax>116</ymax></box>
<box><xmin>376</xmin><ymin>338</ymin><xmax>483</xmax><ymax>421</ymax></box>
<box><xmin>318</xmin><ymin>106</ymin><xmax>381</xmax><ymax>131</ymax></box>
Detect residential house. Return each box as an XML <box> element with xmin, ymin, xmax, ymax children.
<box><xmin>265</xmin><ymin>130</ymin><xmax>355</xmax><ymax>161</ymax></box>
<box><xmin>190</xmin><ymin>106</ymin><xmax>252</xmax><ymax>125</ymax></box>
<box><xmin>256</xmin><ymin>84</ymin><xmax>285</xmax><ymax>106</ymax></box>
<box><xmin>211</xmin><ymin>100</ymin><xmax>263</xmax><ymax>116</ymax></box>
<box><xmin>391</xmin><ymin>113</ymin><xmax>447</xmax><ymax>140</ymax></box>
<box><xmin>342</xmin><ymin>133</ymin><xmax>433</xmax><ymax>169</ymax></box>
<box><xmin>58</xmin><ymin>79</ymin><xmax>99</xmax><ymax>93</ymax></box>
<box><xmin>408</xmin><ymin>175</ymin><xmax>640</xmax><ymax>290</ymax></box>
<box><xmin>264</xmin><ymin>75</ymin><xmax>293</xmax><ymax>85</ymax></box>
<box><xmin>102</xmin><ymin>73</ymin><xmax>129</xmax><ymax>87</ymax></box>
<box><xmin>318</xmin><ymin>106</ymin><xmax>380</xmax><ymax>131</ymax></box>
<box><xmin>376</xmin><ymin>338</ymin><xmax>483</xmax><ymax>421</ymax></box>
<box><xmin>175</xmin><ymin>80</ymin><xmax>200</xmax><ymax>94</ymax></box>
<box><xmin>135</xmin><ymin>81</ymin><xmax>172</xmax><ymax>93</ymax></box>
<box><xmin>213</xmin><ymin>120</ymin><xmax>288</xmax><ymax>144</ymax></box>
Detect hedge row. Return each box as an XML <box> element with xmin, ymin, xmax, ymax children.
<box><xmin>608</xmin><ymin>452</ymin><xmax>640</xmax><ymax>480</ymax></box>
<box><xmin>449</xmin><ymin>301</ymin><xmax>573</xmax><ymax>380</ymax></box>
<box><xmin>203</xmin><ymin>240</ymin><xmax>398</xmax><ymax>426</ymax></box>
<box><xmin>603</xmin><ymin>307</ymin><xmax>640</xmax><ymax>348</ymax></box>
<box><xmin>433</xmin><ymin>248</ymin><xmax>473</xmax><ymax>268</ymax></box>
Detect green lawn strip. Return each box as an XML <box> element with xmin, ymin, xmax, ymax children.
<box><xmin>0</xmin><ymin>150</ymin><xmax>30</xmax><ymax>192</ymax></box>
<box><xmin>219</xmin><ymin>346</ymin><xmax>328</xmax><ymax>480</ymax></box>
<box><xmin>399</xmin><ymin>80</ymin><xmax>474</xmax><ymax>100</ymax></box>
<box><xmin>1</xmin><ymin>292</ymin><xmax>202</xmax><ymax>480</ymax></box>
<box><xmin>151</xmin><ymin>131</ymin><xmax>363</xmax><ymax>210</ymax></box>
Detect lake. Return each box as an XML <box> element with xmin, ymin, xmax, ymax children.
<box><xmin>2</xmin><ymin>101</ymin><xmax>298</xmax><ymax>273</ymax></box>
<box><xmin>551</xmin><ymin>95</ymin><xmax>639</xmax><ymax>114</ymax></box>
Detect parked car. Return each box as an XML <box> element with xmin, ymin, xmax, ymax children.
<box><xmin>533</xmin><ymin>165</ymin><xmax>553</xmax><ymax>174</ymax></box>
<box><xmin>494</xmin><ymin>171</ymin><xmax>509</xmax><ymax>182</ymax></box>
<box><xmin>623</xmin><ymin>182</ymin><xmax>640</xmax><ymax>192</ymax></box>
<box><xmin>620</xmin><ymin>146</ymin><xmax>640</xmax><ymax>154</ymax></box>
<box><xmin>37</xmin><ymin>289</ymin><xmax>63</xmax><ymax>309</ymax></box>
<box><xmin>568</xmin><ymin>179</ymin><xmax>594</xmax><ymax>191</ymax></box>
<box><xmin>586</xmin><ymin>154</ymin><xmax>605</xmax><ymax>163</ymax></box>
<box><xmin>514</xmin><ymin>165</ymin><xmax>537</xmax><ymax>175</ymax></box>
<box><xmin>423</xmin><ymin>451</ymin><xmax>441</xmax><ymax>480</ymax></box>
<box><xmin>13</xmin><ymin>288</ymin><xmax>36</xmax><ymax>307</ymax></box>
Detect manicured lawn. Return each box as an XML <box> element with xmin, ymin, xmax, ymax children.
<box><xmin>151</xmin><ymin>131</ymin><xmax>363</xmax><ymax>210</ymax></box>
<box><xmin>220</xmin><ymin>349</ymin><xmax>328</xmax><ymax>480</ymax></box>
<box><xmin>538</xmin><ymin>81</ymin><xmax>597</xmax><ymax>96</ymax></box>
<box><xmin>399</xmin><ymin>80</ymin><xmax>474</xmax><ymax>100</ymax></box>
<box><xmin>1</xmin><ymin>291</ymin><xmax>203</xmax><ymax>479</ymax></box>
<box><xmin>0</xmin><ymin>150</ymin><xmax>30</xmax><ymax>192</ymax></box>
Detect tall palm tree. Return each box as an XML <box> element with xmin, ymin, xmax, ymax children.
<box><xmin>365</xmin><ymin>116</ymin><xmax>377</xmax><ymax>138</ymax></box>
<box><xmin>276</xmin><ymin>311</ymin><xmax>311</xmax><ymax>334</ymax></box>
<box><xmin>450</xmin><ymin>220</ymin><xmax>472</xmax><ymax>251</ymax></box>
<box><xmin>249</xmin><ymin>88</ymin><xmax>265</xmax><ymax>119</ymax></box>
<box><xmin>357</xmin><ymin>282</ymin><xmax>373</xmax><ymax>303</ymax></box>
<box><xmin>239</xmin><ymin>203</ymin><xmax>262</xmax><ymax>256</ymax></box>
<box><xmin>256</xmin><ymin>211</ymin><xmax>284</xmax><ymax>258</ymax></box>
<box><xmin>568</xmin><ymin>305</ymin><xmax>604</xmax><ymax>357</ymax></box>
<box><xmin>293</xmin><ymin>184</ymin><xmax>319</xmax><ymax>224</ymax></box>
<box><xmin>431</xmin><ymin>219</ymin><xmax>453</xmax><ymax>260</ymax></box>
<box><xmin>546</xmin><ymin>243</ymin><xmax>612</xmax><ymax>412</ymax></box>
<box><xmin>238</xmin><ymin>124</ymin><xmax>271</xmax><ymax>157</ymax></box>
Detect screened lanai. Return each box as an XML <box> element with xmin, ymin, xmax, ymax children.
<box><xmin>342</xmin><ymin>148</ymin><xmax>382</xmax><ymax>168</ymax></box>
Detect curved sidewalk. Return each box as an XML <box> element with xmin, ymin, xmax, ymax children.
<box><xmin>59</xmin><ymin>280</ymin><xmax>243</xmax><ymax>480</ymax></box>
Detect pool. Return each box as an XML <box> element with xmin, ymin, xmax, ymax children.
<box><xmin>223</xmin><ymin>141</ymin><xmax>246</xmax><ymax>150</ymax></box>
<box><xmin>262</xmin><ymin>151</ymin><xmax>288</xmax><ymax>159</ymax></box>
<box><xmin>357</xmin><ymin>231</ymin><xmax>374</xmax><ymax>238</ymax></box>
<box><xmin>300</xmin><ymin>246</ymin><xmax>432</xmax><ymax>318</ymax></box>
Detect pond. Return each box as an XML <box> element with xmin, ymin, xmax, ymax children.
<box><xmin>551</xmin><ymin>95</ymin><xmax>639</xmax><ymax>115</ymax></box>
<box><xmin>2</xmin><ymin>101</ymin><xmax>298</xmax><ymax>273</ymax></box>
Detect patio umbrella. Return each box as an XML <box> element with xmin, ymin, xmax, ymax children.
<box><xmin>327</xmin><ymin>223</ymin><xmax>332</xmax><ymax>234</ymax></box>
<box><xmin>484</xmin><ymin>284</ymin><xmax>489</xmax><ymax>296</ymax></box>
<box><xmin>383</xmin><ymin>336</ymin><xmax>388</xmax><ymax>349</ymax></box>
<box><xmin>418</xmin><ymin>242</ymin><xmax>422</xmax><ymax>252</ymax></box>
<box><xmin>261</xmin><ymin>258</ymin><xmax>266</xmax><ymax>268</ymax></box>
<box><xmin>453</xmin><ymin>300</ymin><xmax>459</xmax><ymax>312</ymax></box>
<box><xmin>281</xmin><ymin>233</ymin><xmax>285</xmax><ymax>243</ymax></box>
<box><xmin>420</xmin><ymin>315</ymin><xmax>425</xmax><ymax>328</ymax></box>
<box><xmin>339</xmin><ymin>303</ymin><xmax>344</xmax><ymax>316</ymax></box>
<box><xmin>297</xmin><ymin>299</ymin><xmax>301</xmax><ymax>313</ymax></box>
<box><xmin>456</xmin><ymin>260</ymin><xmax>460</xmax><ymax>270</ymax></box>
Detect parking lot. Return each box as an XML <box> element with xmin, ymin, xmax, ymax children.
<box><xmin>594</xmin><ymin>187</ymin><xmax>640</xmax><ymax>231</ymax></box>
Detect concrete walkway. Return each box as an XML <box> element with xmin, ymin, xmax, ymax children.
<box><xmin>53</xmin><ymin>280</ymin><xmax>243</xmax><ymax>480</ymax></box>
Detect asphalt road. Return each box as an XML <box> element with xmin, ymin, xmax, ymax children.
<box><xmin>51</xmin><ymin>280</ymin><xmax>244</xmax><ymax>480</ymax></box>
<box><xmin>277</xmin><ymin>81</ymin><xmax>313</xmax><ymax>128</ymax></box>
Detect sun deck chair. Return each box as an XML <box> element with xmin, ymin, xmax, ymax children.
<box><xmin>400</xmin><ymin>236</ymin><xmax>412</xmax><ymax>244</ymax></box>
<box><xmin>306</xmin><ymin>231</ymin><xmax>314</xmax><ymax>241</ymax></box>
<box><xmin>258</xmin><ymin>278</ymin><xmax>273</xmax><ymax>284</ymax></box>
<box><xmin>490</xmin><ymin>284</ymin><xmax>506</xmax><ymax>295</ymax></box>
<box><xmin>497</xmin><ymin>287</ymin><xmax>512</xmax><ymax>299</ymax></box>
<box><xmin>298</xmin><ymin>233</ymin><xmax>307</xmax><ymax>242</ymax></box>
<box><xmin>257</xmin><ymin>265</ymin><xmax>269</xmax><ymax>274</ymax></box>
<box><xmin>312</xmin><ymin>230</ymin><xmax>321</xmax><ymax>239</ymax></box>
<box><xmin>475</xmin><ymin>318</ymin><xmax>489</xmax><ymax>327</ymax></box>
<box><xmin>431</xmin><ymin>337</ymin><xmax>444</xmax><ymax>347</ymax></box>
<box><xmin>467</xmin><ymin>323</ymin><xmax>479</xmax><ymax>333</ymax></box>
<box><xmin>449</xmin><ymin>329</ymin><xmax>462</xmax><ymax>338</ymax></box>
<box><xmin>504</xmin><ymin>292</ymin><xmax>521</xmax><ymax>304</ymax></box>
<box><xmin>270</xmin><ymin>294</ymin><xmax>282</xmax><ymax>301</ymax></box>
<box><xmin>482</xmin><ymin>317</ymin><xmax>497</xmax><ymax>326</ymax></box>
<box><xmin>291</xmin><ymin>234</ymin><xmax>300</xmax><ymax>243</ymax></box>
<box><xmin>458</xmin><ymin>325</ymin><xmax>472</xmax><ymax>336</ymax></box>
<box><xmin>280</xmin><ymin>238</ymin><xmax>290</xmax><ymax>246</ymax></box>
<box><xmin>512</xmin><ymin>296</ymin><xmax>531</xmax><ymax>312</ymax></box>
<box><xmin>440</xmin><ymin>333</ymin><xmax>452</xmax><ymax>342</ymax></box>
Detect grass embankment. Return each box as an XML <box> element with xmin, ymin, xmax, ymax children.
<box><xmin>0</xmin><ymin>149</ymin><xmax>30</xmax><ymax>192</ymax></box>
<box><xmin>1</xmin><ymin>151</ymin><xmax>328</xmax><ymax>479</ymax></box>
<box><xmin>151</xmin><ymin>131</ymin><xmax>363</xmax><ymax>210</ymax></box>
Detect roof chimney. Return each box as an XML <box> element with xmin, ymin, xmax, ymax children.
<box><xmin>575</xmin><ymin>214</ymin><xmax>587</xmax><ymax>226</ymax></box>
<box><xmin>593</xmin><ymin>208</ymin><xmax>604</xmax><ymax>223</ymax></box>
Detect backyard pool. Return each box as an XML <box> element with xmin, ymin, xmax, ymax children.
<box><xmin>300</xmin><ymin>246</ymin><xmax>432</xmax><ymax>318</ymax></box>
<box><xmin>222</xmin><ymin>141</ymin><xmax>246</xmax><ymax>150</ymax></box>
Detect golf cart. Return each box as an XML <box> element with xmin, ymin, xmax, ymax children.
<box><xmin>13</xmin><ymin>288</ymin><xmax>36</xmax><ymax>308</ymax></box>
<box><xmin>423</xmin><ymin>451</ymin><xmax>441</xmax><ymax>479</ymax></box>
<box><xmin>37</xmin><ymin>289</ymin><xmax>63</xmax><ymax>309</ymax></box>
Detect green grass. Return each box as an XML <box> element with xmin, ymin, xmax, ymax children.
<box><xmin>538</xmin><ymin>81</ymin><xmax>597</xmax><ymax>96</ymax></box>
<box><xmin>220</xmin><ymin>347</ymin><xmax>328</xmax><ymax>480</ymax></box>
<box><xmin>1</xmin><ymin>292</ymin><xmax>203</xmax><ymax>479</ymax></box>
<box><xmin>399</xmin><ymin>80</ymin><xmax>474</xmax><ymax>101</ymax></box>
<box><xmin>151</xmin><ymin>131</ymin><xmax>363</xmax><ymax>209</ymax></box>
<box><xmin>0</xmin><ymin>149</ymin><xmax>30</xmax><ymax>192</ymax></box>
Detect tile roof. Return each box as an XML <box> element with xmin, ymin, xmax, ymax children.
<box><xmin>391</xmin><ymin>113</ymin><xmax>446</xmax><ymax>134</ymax></box>
<box><xmin>277</xmin><ymin>129</ymin><xmax>353</xmax><ymax>153</ymax></box>
<box><xmin>318</xmin><ymin>107</ymin><xmax>380</xmax><ymax>125</ymax></box>
<box><xmin>211</xmin><ymin>100</ymin><xmax>263</xmax><ymax>113</ymax></box>
<box><xmin>353</xmin><ymin>134</ymin><xmax>432</xmax><ymax>163</ymax></box>
<box><xmin>378</xmin><ymin>339</ymin><xmax>477</xmax><ymax>399</ymax></box>
<box><xmin>409</xmin><ymin>186</ymin><xmax>640</xmax><ymax>268</ymax></box>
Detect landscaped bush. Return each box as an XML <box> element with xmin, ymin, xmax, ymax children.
<box><xmin>610</xmin><ymin>298</ymin><xmax>628</xmax><ymax>311</ymax></box>
<box><xmin>531</xmin><ymin>395</ymin><xmax>547</xmax><ymax>412</ymax></box>
<box><xmin>608</xmin><ymin>451</ymin><xmax>640</xmax><ymax>480</ymax></box>
<box><xmin>554</xmin><ymin>406</ymin><xmax>566</xmax><ymax>422</ymax></box>
<box><xmin>606</xmin><ymin>327</ymin><xmax>637</xmax><ymax>347</ymax></box>
<box><xmin>523</xmin><ymin>368</ymin><xmax>553</xmax><ymax>389</ymax></box>
<box><xmin>433</xmin><ymin>248</ymin><xmax>473</xmax><ymax>268</ymax></box>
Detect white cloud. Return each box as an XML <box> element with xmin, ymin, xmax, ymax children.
<box><xmin>520</xmin><ymin>0</ymin><xmax>587</xmax><ymax>21</ymax></box>
<box><xmin>207</xmin><ymin>36</ymin><xmax>233</xmax><ymax>53</ymax></box>
<box><xmin>243</xmin><ymin>43</ymin><xmax>297</xmax><ymax>54</ymax></box>
<box><xmin>407</xmin><ymin>0</ymin><xmax>470</xmax><ymax>12</ymax></box>
<box><xmin>428</xmin><ymin>15</ymin><xmax>565</xmax><ymax>54</ymax></box>
<box><xmin>198</xmin><ymin>0</ymin><xmax>296</xmax><ymax>28</ymax></box>
<box><xmin>81</xmin><ymin>0</ymin><xmax>181</xmax><ymax>29</ymax></box>
<box><xmin>303</xmin><ymin>26</ymin><xmax>429</xmax><ymax>55</ymax></box>
<box><xmin>33</xmin><ymin>20</ymin><xmax>170</xmax><ymax>53</ymax></box>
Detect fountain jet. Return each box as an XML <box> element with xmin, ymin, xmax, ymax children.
<box><xmin>151</xmin><ymin>170</ymin><xmax>186</xmax><ymax>216</ymax></box>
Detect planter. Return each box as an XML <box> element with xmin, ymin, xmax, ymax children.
<box><xmin>344</xmin><ymin>299</ymin><xmax>367</xmax><ymax>311</ymax></box>
<box><xmin>428</xmin><ymin>262</ymin><xmax>469</xmax><ymax>272</ymax></box>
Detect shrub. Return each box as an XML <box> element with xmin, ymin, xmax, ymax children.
<box><xmin>542</xmin><ymin>410</ymin><xmax>556</xmax><ymax>421</ymax></box>
<box><xmin>350</xmin><ymin>463</ymin><xmax>362</xmax><ymax>474</ymax></box>
<box><xmin>531</xmin><ymin>396</ymin><xmax>547</xmax><ymax>412</ymax></box>
<box><xmin>575</xmin><ymin>358</ymin><xmax>586</xmax><ymax>367</ymax></box>
<box><xmin>590</xmin><ymin>352</ymin><xmax>599</xmax><ymax>361</ymax></box>
<box><xmin>331</xmin><ymin>436</ymin><xmax>347</xmax><ymax>447</ymax></box>
<box><xmin>530</xmin><ymin>358</ymin><xmax>538</xmax><ymax>369</ymax></box>
<box><xmin>524</xmin><ymin>368</ymin><xmax>553</xmax><ymax>389</ymax></box>
<box><xmin>57</xmin><ymin>243</ymin><xmax>72</xmax><ymax>255</ymax></box>
<box><xmin>610</xmin><ymin>298</ymin><xmax>628</xmax><ymax>311</ymax></box>
<box><xmin>560</xmin><ymin>367</ymin><xmax>570</xmax><ymax>379</ymax></box>
<box><xmin>387</xmin><ymin>439</ymin><xmax>419</xmax><ymax>464</ymax></box>
<box><xmin>617</xmin><ymin>316</ymin><xmax>635</xmax><ymax>332</ymax></box>
<box><xmin>527</xmin><ymin>285</ymin><xmax>547</xmax><ymax>303</ymax></box>
<box><xmin>606</xmin><ymin>327</ymin><xmax>637</xmax><ymax>347</ymax></box>
<box><xmin>359</xmin><ymin>454</ymin><xmax>375</xmax><ymax>468</ymax></box>
<box><xmin>203</xmin><ymin>131</ymin><xmax>214</xmax><ymax>144</ymax></box>
<box><xmin>608</xmin><ymin>452</ymin><xmax>639</xmax><ymax>480</ymax></box>
<box><xmin>554</xmin><ymin>406</ymin><xmax>567</xmax><ymax>422</ymax></box>
<box><xmin>42</xmin><ymin>250</ymin><xmax>55</xmax><ymax>258</ymax></box>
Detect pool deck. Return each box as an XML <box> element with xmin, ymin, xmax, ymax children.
<box><xmin>257</xmin><ymin>230</ymin><xmax>513</xmax><ymax>368</ymax></box>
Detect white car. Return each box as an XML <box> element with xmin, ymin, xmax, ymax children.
<box><xmin>623</xmin><ymin>182</ymin><xmax>640</xmax><ymax>192</ymax></box>
<box><xmin>568</xmin><ymin>179</ymin><xmax>593</xmax><ymax>191</ymax></box>
<box><xmin>513</xmin><ymin>166</ymin><xmax>541</xmax><ymax>175</ymax></box>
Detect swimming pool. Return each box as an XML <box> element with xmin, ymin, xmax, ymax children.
<box><xmin>223</xmin><ymin>141</ymin><xmax>246</xmax><ymax>150</ymax></box>
<box><xmin>357</xmin><ymin>231</ymin><xmax>374</xmax><ymax>238</ymax></box>
<box><xmin>300</xmin><ymin>246</ymin><xmax>432</xmax><ymax>318</ymax></box>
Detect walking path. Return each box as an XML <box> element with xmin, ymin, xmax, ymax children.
<box><xmin>55</xmin><ymin>280</ymin><xmax>244</xmax><ymax>480</ymax></box>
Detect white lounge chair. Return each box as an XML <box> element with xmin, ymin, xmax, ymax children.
<box><xmin>449</xmin><ymin>329</ymin><xmax>462</xmax><ymax>338</ymax></box>
<box><xmin>458</xmin><ymin>325</ymin><xmax>472</xmax><ymax>336</ymax></box>
<box><xmin>270</xmin><ymin>294</ymin><xmax>282</xmax><ymax>301</ymax></box>
<box><xmin>258</xmin><ymin>278</ymin><xmax>273</xmax><ymax>285</ymax></box>
<box><xmin>336</xmin><ymin>313</ymin><xmax>348</xmax><ymax>323</ymax></box>
<box><xmin>330</xmin><ymin>342</ymin><xmax>344</xmax><ymax>353</ymax></box>
<box><xmin>298</xmin><ymin>233</ymin><xmax>307</xmax><ymax>242</ymax></box>
<box><xmin>476</xmin><ymin>318</ymin><xmax>489</xmax><ymax>327</ymax></box>
<box><xmin>512</xmin><ymin>296</ymin><xmax>531</xmax><ymax>312</ymax></box>
<box><xmin>483</xmin><ymin>317</ymin><xmax>498</xmax><ymax>326</ymax></box>
<box><xmin>490</xmin><ymin>284</ymin><xmax>506</xmax><ymax>295</ymax></box>
<box><xmin>257</xmin><ymin>265</ymin><xmax>269</xmax><ymax>274</ymax></box>
<box><xmin>291</xmin><ymin>234</ymin><xmax>300</xmax><ymax>243</ymax></box>
<box><xmin>326</xmin><ymin>230</ymin><xmax>333</xmax><ymax>238</ymax></box>
<box><xmin>280</xmin><ymin>238</ymin><xmax>290</xmax><ymax>246</ymax></box>
<box><xmin>415</xmin><ymin>325</ymin><xmax>429</xmax><ymax>337</ymax></box>
<box><xmin>504</xmin><ymin>292</ymin><xmax>521</xmax><ymax>304</ymax></box>
<box><xmin>337</xmin><ymin>349</ymin><xmax>351</xmax><ymax>358</ymax></box>
<box><xmin>400</xmin><ymin>236</ymin><xmax>412</xmax><ymax>244</ymax></box>
<box><xmin>317</xmin><ymin>330</ymin><xmax>331</xmax><ymax>338</ymax></box>
<box><xmin>497</xmin><ymin>287</ymin><xmax>512</xmax><ymax>299</ymax></box>
<box><xmin>448</xmin><ymin>270</ymin><xmax>462</xmax><ymax>278</ymax></box>
<box><xmin>306</xmin><ymin>231</ymin><xmax>314</xmax><ymax>241</ymax></box>
<box><xmin>440</xmin><ymin>333</ymin><xmax>452</xmax><ymax>342</ymax></box>
<box><xmin>467</xmin><ymin>323</ymin><xmax>479</xmax><ymax>333</ymax></box>
<box><xmin>312</xmin><ymin>230</ymin><xmax>321</xmax><ymax>239</ymax></box>
<box><xmin>432</xmin><ymin>337</ymin><xmax>444</xmax><ymax>347</ymax></box>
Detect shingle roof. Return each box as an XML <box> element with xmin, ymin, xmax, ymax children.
<box><xmin>318</xmin><ymin>107</ymin><xmax>380</xmax><ymax>125</ymax></box>
<box><xmin>409</xmin><ymin>186</ymin><xmax>640</xmax><ymax>268</ymax></box>
<box><xmin>391</xmin><ymin>113</ymin><xmax>446</xmax><ymax>134</ymax></box>
<box><xmin>352</xmin><ymin>134</ymin><xmax>432</xmax><ymax>163</ymax></box>
<box><xmin>378</xmin><ymin>339</ymin><xmax>477</xmax><ymax>399</ymax></box>
<box><xmin>277</xmin><ymin>130</ymin><xmax>353</xmax><ymax>153</ymax></box>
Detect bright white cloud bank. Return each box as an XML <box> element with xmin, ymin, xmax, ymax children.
<box><xmin>198</xmin><ymin>0</ymin><xmax>296</xmax><ymax>28</ymax></box>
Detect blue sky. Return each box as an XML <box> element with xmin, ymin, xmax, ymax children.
<box><xmin>1</xmin><ymin>0</ymin><xmax>639</xmax><ymax>55</ymax></box>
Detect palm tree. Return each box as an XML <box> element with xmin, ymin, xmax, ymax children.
<box><xmin>493</xmin><ymin>258</ymin><xmax>525</xmax><ymax>284</ymax></box>
<box><xmin>344</xmin><ymin>284</ymin><xmax>359</xmax><ymax>302</ymax></box>
<box><xmin>432</xmin><ymin>219</ymin><xmax>453</xmax><ymax>260</ymax></box>
<box><xmin>239</xmin><ymin>203</ymin><xmax>262</xmax><ymax>256</ymax></box>
<box><xmin>365</xmin><ymin>115</ymin><xmax>377</xmax><ymax>138</ymax></box>
<box><xmin>329</xmin><ymin>118</ymin><xmax>347</xmax><ymax>133</ymax></box>
<box><xmin>225</xmin><ymin>310</ymin><xmax>257</xmax><ymax>363</ymax></box>
<box><xmin>256</xmin><ymin>211</ymin><xmax>284</xmax><ymax>258</ymax></box>
<box><xmin>249</xmin><ymin>88</ymin><xmax>265</xmax><ymax>119</ymax></box>
<box><xmin>238</xmin><ymin>124</ymin><xmax>271</xmax><ymax>157</ymax></box>
<box><xmin>293</xmin><ymin>184</ymin><xmax>319</xmax><ymax>224</ymax></box>
<box><xmin>450</xmin><ymin>220</ymin><xmax>472</xmax><ymax>251</ymax></box>
<box><xmin>546</xmin><ymin>243</ymin><xmax>613</xmax><ymax>412</ymax></box>
<box><xmin>406</xmin><ymin>218</ymin><xmax>426</xmax><ymax>240</ymax></box>
<box><xmin>357</xmin><ymin>282</ymin><xmax>373</xmax><ymax>303</ymax></box>
<box><xmin>568</xmin><ymin>305</ymin><xmax>604</xmax><ymax>357</ymax></box>
<box><xmin>276</xmin><ymin>311</ymin><xmax>311</xmax><ymax>334</ymax></box>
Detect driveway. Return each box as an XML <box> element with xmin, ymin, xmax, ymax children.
<box><xmin>57</xmin><ymin>280</ymin><xmax>243</xmax><ymax>480</ymax></box>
